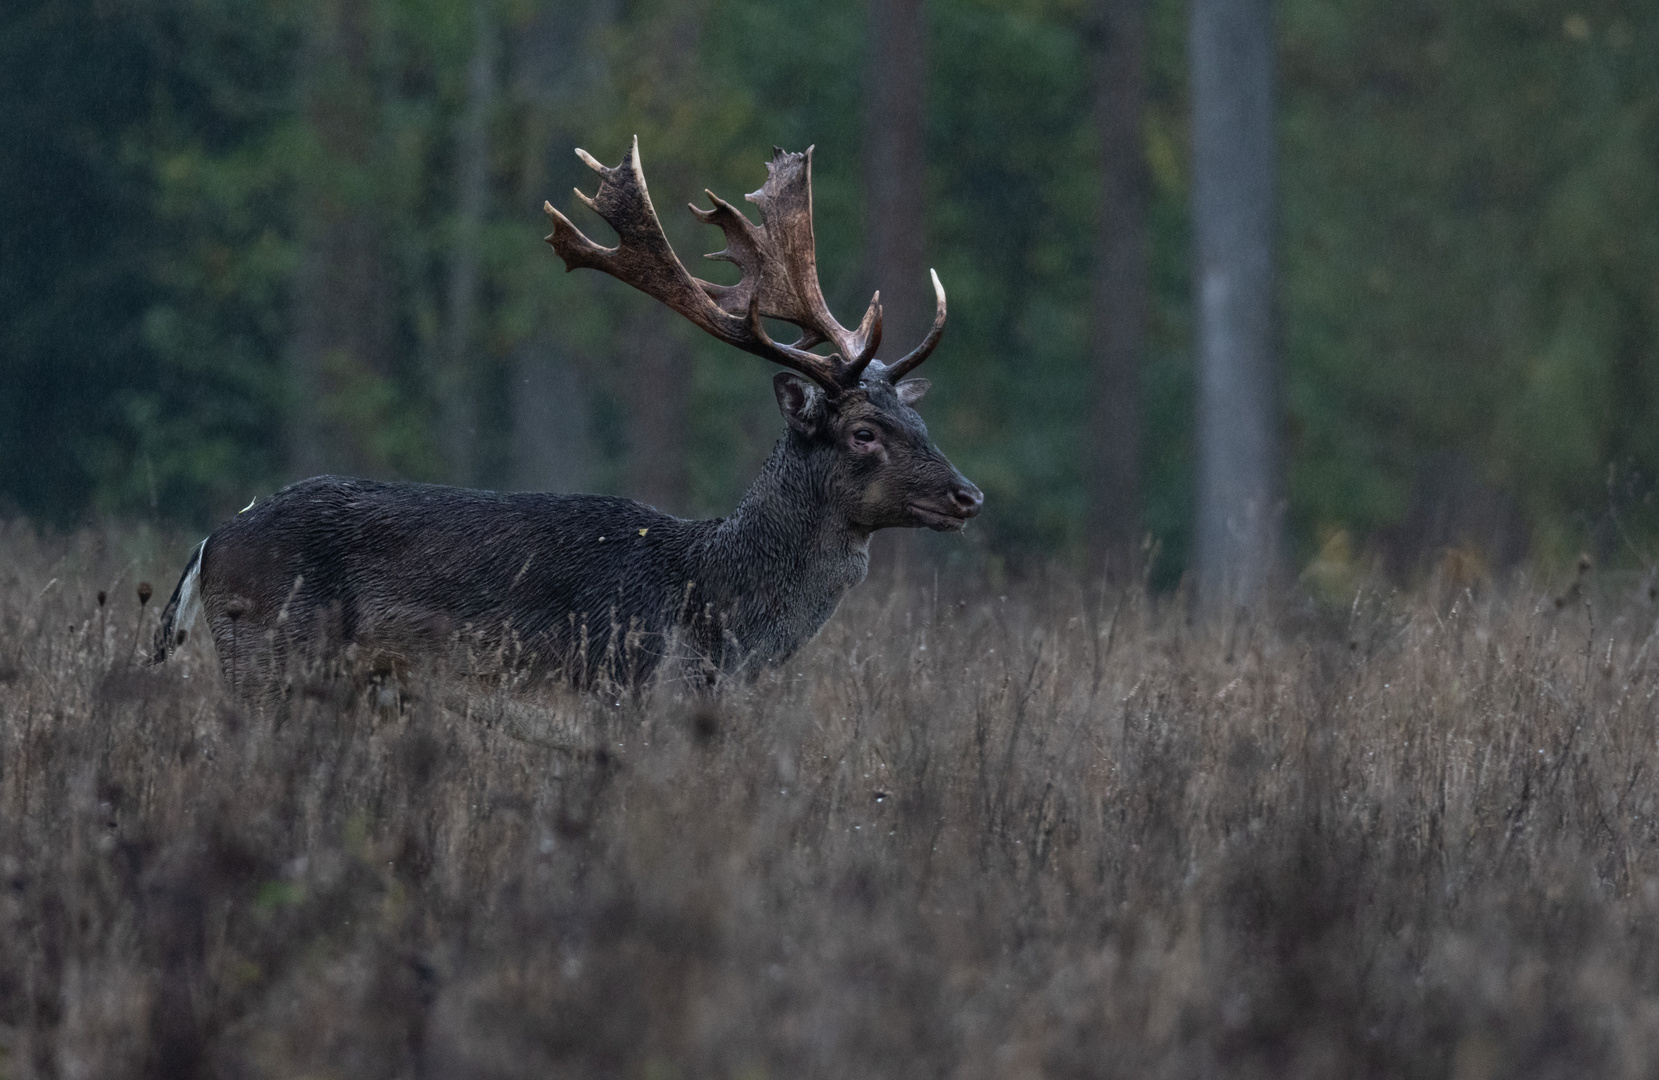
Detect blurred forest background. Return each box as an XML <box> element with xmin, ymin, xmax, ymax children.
<box><xmin>3</xmin><ymin>0</ymin><xmax>1658</xmax><ymax>586</ymax></box>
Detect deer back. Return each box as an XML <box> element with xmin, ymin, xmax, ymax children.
<box><xmin>192</xmin><ymin>477</ymin><xmax>718</xmax><ymax>683</ymax></box>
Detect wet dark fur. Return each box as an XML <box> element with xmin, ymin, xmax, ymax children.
<box><xmin>154</xmin><ymin>374</ymin><xmax>980</xmax><ymax>689</ymax></box>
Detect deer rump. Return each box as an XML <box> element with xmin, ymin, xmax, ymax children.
<box><xmin>158</xmin><ymin>477</ymin><xmax>740</xmax><ymax>688</ymax></box>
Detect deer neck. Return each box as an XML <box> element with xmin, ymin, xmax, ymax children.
<box><xmin>718</xmin><ymin>432</ymin><xmax>869</xmax><ymax>576</ymax></box>
<box><xmin>700</xmin><ymin>432</ymin><xmax>869</xmax><ymax>658</ymax></box>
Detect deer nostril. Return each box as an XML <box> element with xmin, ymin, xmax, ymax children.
<box><xmin>951</xmin><ymin>484</ymin><xmax>984</xmax><ymax>516</ymax></box>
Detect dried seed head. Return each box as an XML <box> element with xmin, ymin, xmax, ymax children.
<box><xmin>137</xmin><ymin>582</ymin><xmax>153</xmax><ymax>606</ymax></box>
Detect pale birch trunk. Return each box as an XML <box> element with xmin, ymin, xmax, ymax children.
<box><xmin>1191</xmin><ymin>0</ymin><xmax>1281</xmax><ymax>604</ymax></box>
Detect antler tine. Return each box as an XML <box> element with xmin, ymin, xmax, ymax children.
<box><xmin>544</xmin><ymin>137</ymin><xmax>724</xmax><ymax>335</ymax></box>
<box><xmin>545</xmin><ymin>139</ymin><xmax>909</xmax><ymax>397</ymax></box>
<box><xmin>848</xmin><ymin>292</ymin><xmax>883</xmax><ymax>369</ymax></box>
<box><xmin>742</xmin><ymin>292</ymin><xmax>850</xmax><ymax>389</ymax></box>
<box><xmin>740</xmin><ymin>147</ymin><xmax>876</xmax><ymax>372</ymax></box>
<box><xmin>829</xmin><ymin>291</ymin><xmax>884</xmax><ymax>387</ymax></box>
<box><xmin>884</xmin><ymin>269</ymin><xmax>948</xmax><ymax>382</ymax></box>
<box><xmin>544</xmin><ymin>137</ymin><xmax>846</xmax><ymax>397</ymax></box>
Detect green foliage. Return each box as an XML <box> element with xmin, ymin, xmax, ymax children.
<box><xmin>5</xmin><ymin>0</ymin><xmax>1658</xmax><ymax>573</ymax></box>
<box><xmin>1280</xmin><ymin>0</ymin><xmax>1659</xmax><ymax>566</ymax></box>
<box><xmin>0</xmin><ymin>0</ymin><xmax>161</xmax><ymax>522</ymax></box>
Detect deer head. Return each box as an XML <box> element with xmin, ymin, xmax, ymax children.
<box><xmin>544</xmin><ymin>139</ymin><xmax>981</xmax><ymax>533</ymax></box>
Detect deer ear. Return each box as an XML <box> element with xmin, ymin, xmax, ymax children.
<box><xmin>896</xmin><ymin>378</ymin><xmax>931</xmax><ymax>405</ymax></box>
<box><xmin>774</xmin><ymin>372</ymin><xmax>826</xmax><ymax>436</ymax></box>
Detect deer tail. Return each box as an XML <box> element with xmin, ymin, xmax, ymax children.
<box><xmin>151</xmin><ymin>537</ymin><xmax>207</xmax><ymax>664</ymax></box>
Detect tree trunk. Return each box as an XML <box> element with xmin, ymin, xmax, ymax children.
<box><xmin>507</xmin><ymin>0</ymin><xmax>612</xmax><ymax>496</ymax></box>
<box><xmin>864</xmin><ymin>0</ymin><xmax>930</xmax><ymax>353</ymax></box>
<box><xmin>624</xmin><ymin>309</ymin><xmax>691</xmax><ymax>514</ymax></box>
<box><xmin>511</xmin><ymin>346</ymin><xmax>594</xmax><ymax>494</ymax></box>
<box><xmin>863</xmin><ymin>0</ymin><xmax>930</xmax><ymax>576</ymax></box>
<box><xmin>1089</xmin><ymin>0</ymin><xmax>1149</xmax><ymax>581</ymax></box>
<box><xmin>1190</xmin><ymin>0</ymin><xmax>1281</xmax><ymax>604</ymax></box>
<box><xmin>615</xmin><ymin>6</ymin><xmax>702</xmax><ymax>514</ymax></box>
<box><xmin>440</xmin><ymin>0</ymin><xmax>497</xmax><ymax>486</ymax></box>
<box><xmin>288</xmin><ymin>0</ymin><xmax>395</xmax><ymax>480</ymax></box>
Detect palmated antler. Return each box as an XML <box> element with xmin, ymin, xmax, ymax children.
<box><xmin>544</xmin><ymin>138</ymin><xmax>945</xmax><ymax>396</ymax></box>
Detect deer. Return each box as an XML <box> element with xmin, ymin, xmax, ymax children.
<box><xmin>151</xmin><ymin>139</ymin><xmax>982</xmax><ymax>690</ymax></box>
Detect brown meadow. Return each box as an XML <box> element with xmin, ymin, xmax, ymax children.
<box><xmin>4</xmin><ymin>523</ymin><xmax>1659</xmax><ymax>1078</ymax></box>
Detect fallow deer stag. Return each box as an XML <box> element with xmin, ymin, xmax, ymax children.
<box><xmin>153</xmin><ymin>139</ymin><xmax>981</xmax><ymax>688</ymax></box>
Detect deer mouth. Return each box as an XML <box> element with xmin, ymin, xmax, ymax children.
<box><xmin>907</xmin><ymin>502</ymin><xmax>971</xmax><ymax>532</ymax></box>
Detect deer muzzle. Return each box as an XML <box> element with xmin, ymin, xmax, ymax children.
<box><xmin>907</xmin><ymin>476</ymin><xmax>983</xmax><ymax>532</ymax></box>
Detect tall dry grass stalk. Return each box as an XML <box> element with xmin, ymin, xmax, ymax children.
<box><xmin>4</xmin><ymin>522</ymin><xmax>1659</xmax><ymax>1077</ymax></box>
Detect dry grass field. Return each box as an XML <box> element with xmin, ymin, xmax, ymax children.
<box><xmin>5</xmin><ymin>523</ymin><xmax>1659</xmax><ymax>1078</ymax></box>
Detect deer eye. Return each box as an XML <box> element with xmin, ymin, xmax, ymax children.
<box><xmin>852</xmin><ymin>427</ymin><xmax>877</xmax><ymax>445</ymax></box>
